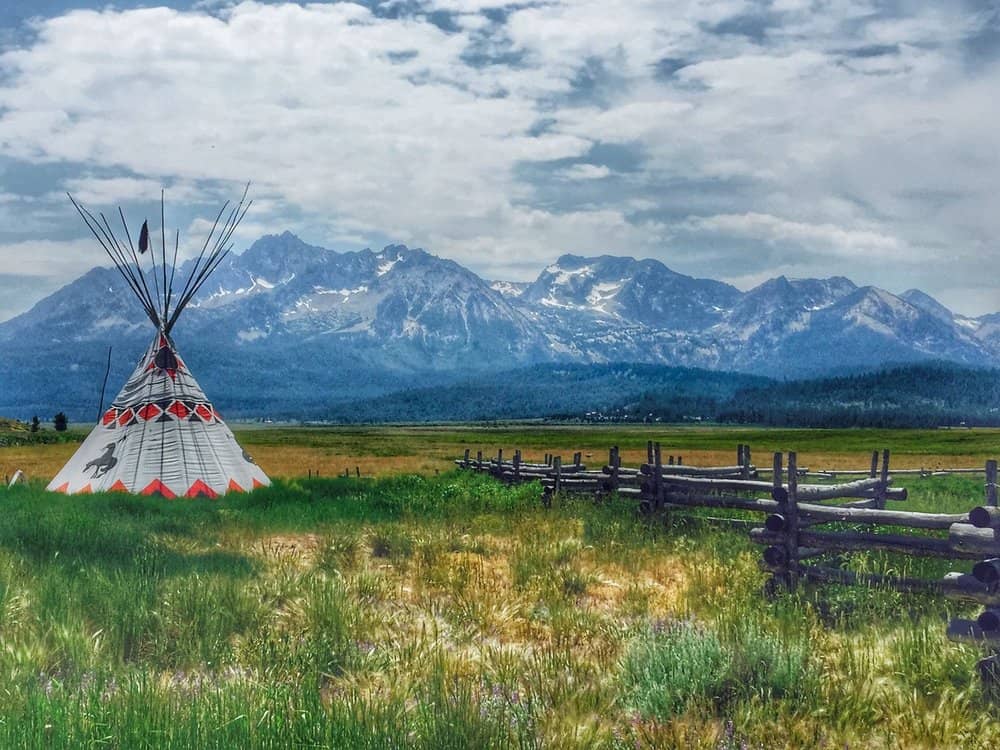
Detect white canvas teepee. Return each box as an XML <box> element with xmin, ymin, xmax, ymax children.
<box><xmin>47</xmin><ymin>188</ymin><xmax>271</xmax><ymax>497</ymax></box>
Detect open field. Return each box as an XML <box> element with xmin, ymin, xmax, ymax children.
<box><xmin>1</xmin><ymin>425</ymin><xmax>1000</xmax><ymax>747</ymax></box>
<box><xmin>5</xmin><ymin>424</ymin><xmax>1000</xmax><ymax>483</ymax></box>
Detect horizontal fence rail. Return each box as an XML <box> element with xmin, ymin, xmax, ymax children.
<box><xmin>457</xmin><ymin>442</ymin><xmax>1000</xmax><ymax>686</ymax></box>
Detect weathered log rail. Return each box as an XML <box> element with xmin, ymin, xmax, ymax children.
<box><xmin>457</xmin><ymin>442</ymin><xmax>1000</xmax><ymax>685</ymax></box>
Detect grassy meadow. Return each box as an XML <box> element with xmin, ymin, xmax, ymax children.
<box><xmin>1</xmin><ymin>425</ymin><xmax>999</xmax><ymax>747</ymax></box>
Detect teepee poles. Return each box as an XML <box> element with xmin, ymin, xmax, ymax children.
<box><xmin>165</xmin><ymin>183</ymin><xmax>251</xmax><ymax>333</ymax></box>
<box><xmin>67</xmin><ymin>194</ymin><xmax>159</xmax><ymax>327</ymax></box>
<box><xmin>69</xmin><ymin>184</ymin><xmax>252</xmax><ymax>336</ymax></box>
<box><xmin>116</xmin><ymin>208</ymin><xmax>160</xmax><ymax>328</ymax></box>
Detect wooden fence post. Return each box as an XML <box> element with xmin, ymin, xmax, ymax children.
<box><xmin>877</xmin><ymin>449</ymin><xmax>891</xmax><ymax>510</ymax></box>
<box><xmin>678</xmin><ymin>455</ymin><xmax>682</xmax><ymax>466</ymax></box>
<box><xmin>574</xmin><ymin>452</ymin><xmax>582</xmax><ymax>468</ymax></box>
<box><xmin>476</xmin><ymin>450</ymin><xmax>483</xmax><ymax>470</ymax></box>
<box><xmin>610</xmin><ymin>446</ymin><xmax>620</xmax><ymax>492</ymax></box>
<box><xmin>870</xmin><ymin>450</ymin><xmax>879</xmax><ymax>479</ymax></box>
<box><xmin>786</xmin><ymin>452</ymin><xmax>800</xmax><ymax>590</ymax></box>
<box><xmin>654</xmin><ymin>442</ymin><xmax>663</xmax><ymax>511</ymax></box>
<box><xmin>647</xmin><ymin>440</ymin><xmax>654</xmax><ymax>466</ymax></box>
<box><xmin>738</xmin><ymin>444</ymin><xmax>745</xmax><ymax>468</ymax></box>
<box><xmin>554</xmin><ymin>456</ymin><xmax>562</xmax><ymax>494</ymax></box>
<box><xmin>767</xmin><ymin>452</ymin><xmax>785</xmax><ymax>592</ymax></box>
<box><xmin>463</xmin><ymin>448</ymin><xmax>470</xmax><ymax>468</ymax></box>
<box><xmin>986</xmin><ymin>460</ymin><xmax>998</xmax><ymax>507</ymax></box>
<box><xmin>741</xmin><ymin>445</ymin><xmax>751</xmax><ymax>480</ymax></box>
<box><xmin>513</xmin><ymin>449</ymin><xmax>521</xmax><ymax>482</ymax></box>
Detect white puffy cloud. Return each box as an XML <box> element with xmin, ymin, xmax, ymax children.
<box><xmin>0</xmin><ymin>0</ymin><xmax>998</xmax><ymax>316</ymax></box>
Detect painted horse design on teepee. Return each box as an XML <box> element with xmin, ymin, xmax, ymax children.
<box><xmin>47</xmin><ymin>187</ymin><xmax>271</xmax><ymax>498</ymax></box>
<box><xmin>84</xmin><ymin>442</ymin><xmax>119</xmax><ymax>478</ymax></box>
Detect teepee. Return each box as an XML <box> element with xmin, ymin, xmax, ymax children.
<box><xmin>48</xmin><ymin>188</ymin><xmax>270</xmax><ymax>498</ymax></box>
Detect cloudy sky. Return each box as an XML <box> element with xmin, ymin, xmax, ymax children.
<box><xmin>1</xmin><ymin>0</ymin><xmax>998</xmax><ymax>322</ymax></box>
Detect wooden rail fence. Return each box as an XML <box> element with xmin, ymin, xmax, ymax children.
<box><xmin>457</xmin><ymin>442</ymin><xmax>1000</xmax><ymax>684</ymax></box>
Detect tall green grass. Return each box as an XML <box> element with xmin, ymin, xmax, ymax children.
<box><xmin>0</xmin><ymin>472</ymin><xmax>999</xmax><ymax>748</ymax></box>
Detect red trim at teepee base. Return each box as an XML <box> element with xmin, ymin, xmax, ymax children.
<box><xmin>227</xmin><ymin>479</ymin><xmax>245</xmax><ymax>493</ymax></box>
<box><xmin>53</xmin><ymin>482</ymin><xmax>69</xmax><ymax>494</ymax></box>
<box><xmin>109</xmin><ymin>480</ymin><xmax>129</xmax><ymax>493</ymax></box>
<box><xmin>77</xmin><ymin>483</ymin><xmax>92</xmax><ymax>494</ymax></box>
<box><xmin>140</xmin><ymin>479</ymin><xmax>176</xmax><ymax>499</ymax></box>
<box><xmin>185</xmin><ymin>480</ymin><xmax>218</xmax><ymax>499</ymax></box>
<box><xmin>252</xmin><ymin>478</ymin><xmax>266</xmax><ymax>489</ymax></box>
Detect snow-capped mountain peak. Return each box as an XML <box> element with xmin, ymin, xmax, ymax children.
<box><xmin>2</xmin><ymin>232</ymin><xmax>998</xmax><ymax>417</ymax></box>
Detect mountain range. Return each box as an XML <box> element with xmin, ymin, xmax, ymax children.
<box><xmin>1</xmin><ymin>232</ymin><xmax>997</xmax><ymax>419</ymax></box>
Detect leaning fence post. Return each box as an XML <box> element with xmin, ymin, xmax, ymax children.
<box><xmin>786</xmin><ymin>452</ymin><xmax>800</xmax><ymax>590</ymax></box>
<box><xmin>986</xmin><ymin>460</ymin><xmax>998</xmax><ymax>507</ymax></box>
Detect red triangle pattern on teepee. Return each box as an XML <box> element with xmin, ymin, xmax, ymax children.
<box><xmin>185</xmin><ymin>480</ymin><xmax>218</xmax><ymax>499</ymax></box>
<box><xmin>53</xmin><ymin>482</ymin><xmax>69</xmax><ymax>494</ymax></box>
<box><xmin>140</xmin><ymin>479</ymin><xmax>176</xmax><ymax>499</ymax></box>
<box><xmin>137</xmin><ymin>403</ymin><xmax>162</xmax><ymax>421</ymax></box>
<box><xmin>102</xmin><ymin>408</ymin><xmax>117</xmax><ymax>426</ymax></box>
<box><xmin>77</xmin><ymin>483</ymin><xmax>92</xmax><ymax>494</ymax></box>
<box><xmin>109</xmin><ymin>480</ymin><xmax>129</xmax><ymax>493</ymax></box>
<box><xmin>168</xmin><ymin>400</ymin><xmax>190</xmax><ymax>419</ymax></box>
<box><xmin>252</xmin><ymin>478</ymin><xmax>266</xmax><ymax>489</ymax></box>
<box><xmin>227</xmin><ymin>479</ymin><xmax>245</xmax><ymax>493</ymax></box>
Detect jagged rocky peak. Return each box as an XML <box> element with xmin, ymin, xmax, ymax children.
<box><xmin>490</xmin><ymin>280</ymin><xmax>529</xmax><ymax>298</ymax></box>
<box><xmin>900</xmin><ymin>288</ymin><xmax>955</xmax><ymax>323</ymax></box>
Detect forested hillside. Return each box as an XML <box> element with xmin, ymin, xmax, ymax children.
<box><xmin>329</xmin><ymin>362</ymin><xmax>1000</xmax><ymax>428</ymax></box>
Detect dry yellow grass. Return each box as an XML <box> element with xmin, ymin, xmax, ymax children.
<box><xmin>4</xmin><ymin>428</ymin><xmax>995</xmax><ymax>486</ymax></box>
